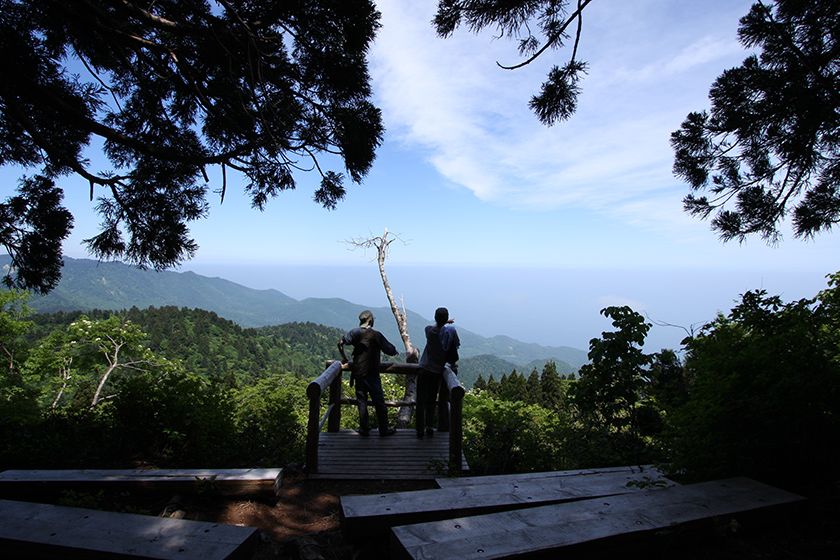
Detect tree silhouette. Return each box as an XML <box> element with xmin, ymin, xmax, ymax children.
<box><xmin>672</xmin><ymin>0</ymin><xmax>840</xmax><ymax>242</ymax></box>
<box><xmin>434</xmin><ymin>0</ymin><xmax>593</xmax><ymax>126</ymax></box>
<box><xmin>0</xmin><ymin>0</ymin><xmax>383</xmax><ymax>292</ymax></box>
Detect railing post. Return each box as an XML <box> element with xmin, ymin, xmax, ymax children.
<box><xmin>444</xmin><ymin>367</ymin><xmax>465</xmax><ymax>475</ymax></box>
<box><xmin>328</xmin><ymin>367</ymin><xmax>342</xmax><ymax>432</ymax></box>
<box><xmin>306</xmin><ymin>381</ymin><xmax>322</xmax><ymax>474</ymax></box>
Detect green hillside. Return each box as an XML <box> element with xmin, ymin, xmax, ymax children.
<box><xmin>29</xmin><ymin>307</ymin><xmax>345</xmax><ymax>383</ymax></box>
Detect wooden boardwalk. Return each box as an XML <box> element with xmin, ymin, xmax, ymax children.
<box><xmin>308</xmin><ymin>429</ymin><xmax>469</xmax><ymax>480</ymax></box>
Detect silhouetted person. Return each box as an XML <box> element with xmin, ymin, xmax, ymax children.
<box><xmin>338</xmin><ymin>310</ymin><xmax>398</xmax><ymax>437</ymax></box>
<box><xmin>417</xmin><ymin>307</ymin><xmax>460</xmax><ymax>438</ymax></box>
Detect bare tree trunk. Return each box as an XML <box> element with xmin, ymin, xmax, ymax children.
<box><xmin>349</xmin><ymin>229</ymin><xmax>417</xmax><ymax>427</ymax></box>
<box><xmin>51</xmin><ymin>358</ymin><xmax>72</xmax><ymax>410</ymax></box>
<box><xmin>91</xmin><ymin>342</ymin><xmax>121</xmax><ymax>407</ymax></box>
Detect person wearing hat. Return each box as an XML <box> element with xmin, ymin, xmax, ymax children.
<box><xmin>417</xmin><ymin>307</ymin><xmax>460</xmax><ymax>438</ymax></box>
<box><xmin>338</xmin><ymin>310</ymin><xmax>399</xmax><ymax>436</ymax></box>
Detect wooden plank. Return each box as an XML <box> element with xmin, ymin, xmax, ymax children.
<box><xmin>311</xmin><ymin>429</ymin><xmax>469</xmax><ymax>480</ymax></box>
<box><xmin>0</xmin><ymin>468</ymin><xmax>283</xmax><ymax>496</ymax></box>
<box><xmin>435</xmin><ymin>465</ymin><xmax>665</xmax><ymax>488</ymax></box>
<box><xmin>341</xmin><ymin>468</ymin><xmax>676</xmax><ymax>539</ymax></box>
<box><xmin>391</xmin><ymin>477</ymin><xmax>804</xmax><ymax>559</ymax></box>
<box><xmin>0</xmin><ymin>499</ymin><xmax>259</xmax><ymax>559</ymax></box>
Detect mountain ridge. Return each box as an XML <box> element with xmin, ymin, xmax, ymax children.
<box><xmin>1</xmin><ymin>255</ymin><xmax>587</xmax><ymax>368</ymax></box>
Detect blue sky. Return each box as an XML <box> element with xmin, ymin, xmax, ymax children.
<box><xmin>2</xmin><ymin>0</ymin><xmax>838</xmax><ymax>352</ymax></box>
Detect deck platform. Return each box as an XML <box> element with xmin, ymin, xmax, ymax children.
<box><xmin>308</xmin><ymin>429</ymin><xmax>469</xmax><ymax>480</ymax></box>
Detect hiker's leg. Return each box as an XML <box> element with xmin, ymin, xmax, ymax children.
<box><xmin>355</xmin><ymin>379</ymin><xmax>370</xmax><ymax>434</ymax></box>
<box><xmin>415</xmin><ymin>371</ymin><xmax>431</xmax><ymax>436</ymax></box>
<box><xmin>437</xmin><ymin>377</ymin><xmax>450</xmax><ymax>432</ymax></box>
<box><xmin>367</xmin><ymin>373</ymin><xmax>394</xmax><ymax>436</ymax></box>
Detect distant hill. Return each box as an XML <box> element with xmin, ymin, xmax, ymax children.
<box><xmin>2</xmin><ymin>255</ymin><xmax>588</xmax><ymax>369</ymax></box>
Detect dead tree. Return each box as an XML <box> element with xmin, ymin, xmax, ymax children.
<box><xmin>348</xmin><ymin>229</ymin><xmax>418</xmax><ymax>427</ymax></box>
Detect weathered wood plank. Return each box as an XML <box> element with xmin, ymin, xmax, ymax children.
<box><xmin>0</xmin><ymin>499</ymin><xmax>259</xmax><ymax>559</ymax></box>
<box><xmin>391</xmin><ymin>477</ymin><xmax>804</xmax><ymax>559</ymax></box>
<box><xmin>0</xmin><ymin>468</ymin><xmax>282</xmax><ymax>496</ymax></box>
<box><xmin>435</xmin><ymin>464</ymin><xmax>665</xmax><ymax>488</ymax></box>
<box><xmin>341</xmin><ymin>468</ymin><xmax>675</xmax><ymax>540</ymax></box>
<box><xmin>312</xmin><ymin>430</ymin><xmax>468</xmax><ymax>480</ymax></box>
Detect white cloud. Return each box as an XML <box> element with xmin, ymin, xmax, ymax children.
<box><xmin>370</xmin><ymin>0</ymin><xmax>754</xmax><ymax>235</ymax></box>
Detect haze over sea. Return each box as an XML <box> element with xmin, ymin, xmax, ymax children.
<box><xmin>2</xmin><ymin>0</ymin><xmax>836</xmax><ymax>354</ymax></box>
<box><xmin>180</xmin><ymin>262</ymin><xmax>831</xmax><ymax>354</ymax></box>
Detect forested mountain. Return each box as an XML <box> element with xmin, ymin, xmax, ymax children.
<box><xmin>30</xmin><ymin>307</ymin><xmax>345</xmax><ymax>384</ymax></box>
<box><xmin>3</xmin><ymin>255</ymin><xmax>586</xmax><ymax>369</ymax></box>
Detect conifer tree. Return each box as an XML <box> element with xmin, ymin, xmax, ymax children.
<box><xmin>473</xmin><ymin>373</ymin><xmax>487</xmax><ymax>392</ymax></box>
<box><xmin>485</xmin><ymin>375</ymin><xmax>500</xmax><ymax>397</ymax></box>
<box><xmin>540</xmin><ymin>361</ymin><xmax>565</xmax><ymax>410</ymax></box>
<box><xmin>525</xmin><ymin>369</ymin><xmax>543</xmax><ymax>405</ymax></box>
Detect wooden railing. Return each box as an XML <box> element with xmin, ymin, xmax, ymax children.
<box><xmin>305</xmin><ymin>361</ymin><xmax>465</xmax><ymax>474</ymax></box>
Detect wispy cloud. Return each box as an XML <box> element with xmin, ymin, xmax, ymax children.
<box><xmin>370</xmin><ymin>0</ymin><xmax>752</xmax><ymax>234</ymax></box>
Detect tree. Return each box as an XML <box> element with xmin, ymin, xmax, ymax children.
<box><xmin>671</xmin><ymin>0</ymin><xmax>840</xmax><ymax>242</ymax></box>
<box><xmin>525</xmin><ymin>369</ymin><xmax>543</xmax><ymax>405</ymax></box>
<box><xmin>24</xmin><ymin>315</ymin><xmax>173</xmax><ymax>408</ymax></box>
<box><xmin>671</xmin><ymin>279</ymin><xmax>840</xmax><ymax>488</ymax></box>
<box><xmin>434</xmin><ymin>0</ymin><xmax>593</xmax><ymax>126</ymax></box>
<box><xmin>485</xmin><ymin>374</ymin><xmax>500</xmax><ymax>397</ymax></box>
<box><xmin>0</xmin><ymin>290</ymin><xmax>38</xmax><ymax>423</ymax></box>
<box><xmin>0</xmin><ymin>289</ymin><xmax>32</xmax><ymax>378</ymax></box>
<box><xmin>499</xmin><ymin>369</ymin><xmax>527</xmax><ymax>402</ymax></box>
<box><xmin>0</xmin><ymin>0</ymin><xmax>383</xmax><ymax>292</ymax></box>
<box><xmin>539</xmin><ymin>361</ymin><xmax>564</xmax><ymax>411</ymax></box>
<box><xmin>570</xmin><ymin>306</ymin><xmax>651</xmax><ymax>435</ymax></box>
<box><xmin>473</xmin><ymin>373</ymin><xmax>487</xmax><ymax>391</ymax></box>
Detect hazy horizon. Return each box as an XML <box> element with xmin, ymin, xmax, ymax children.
<box><xmin>178</xmin><ymin>260</ymin><xmax>834</xmax><ymax>353</ymax></box>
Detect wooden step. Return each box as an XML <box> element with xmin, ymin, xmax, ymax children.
<box><xmin>390</xmin><ymin>477</ymin><xmax>804</xmax><ymax>559</ymax></box>
<box><xmin>341</xmin><ymin>467</ymin><xmax>676</xmax><ymax>539</ymax></box>
<box><xmin>0</xmin><ymin>499</ymin><xmax>259</xmax><ymax>559</ymax></box>
<box><xmin>0</xmin><ymin>468</ymin><xmax>283</xmax><ymax>496</ymax></box>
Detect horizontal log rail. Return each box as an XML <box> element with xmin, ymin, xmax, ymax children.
<box><xmin>305</xmin><ymin>361</ymin><xmax>465</xmax><ymax>475</ymax></box>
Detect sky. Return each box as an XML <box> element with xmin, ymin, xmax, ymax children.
<box><xmin>2</xmin><ymin>0</ymin><xmax>838</xmax><ymax>352</ymax></box>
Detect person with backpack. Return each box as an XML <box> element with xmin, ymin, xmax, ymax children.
<box><xmin>416</xmin><ymin>307</ymin><xmax>460</xmax><ymax>438</ymax></box>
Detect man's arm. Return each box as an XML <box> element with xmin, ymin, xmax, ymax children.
<box><xmin>379</xmin><ymin>333</ymin><xmax>399</xmax><ymax>357</ymax></box>
<box><xmin>337</xmin><ymin>338</ymin><xmax>349</xmax><ymax>363</ymax></box>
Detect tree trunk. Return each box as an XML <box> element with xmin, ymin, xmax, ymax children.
<box><xmin>373</xmin><ymin>231</ymin><xmax>418</xmax><ymax>427</ymax></box>
<box><xmin>91</xmin><ymin>344</ymin><xmax>121</xmax><ymax>407</ymax></box>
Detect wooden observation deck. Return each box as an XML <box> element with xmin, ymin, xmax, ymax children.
<box><xmin>305</xmin><ymin>362</ymin><xmax>468</xmax><ymax>480</ymax></box>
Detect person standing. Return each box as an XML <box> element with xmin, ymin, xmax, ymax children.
<box><xmin>338</xmin><ymin>310</ymin><xmax>398</xmax><ymax>436</ymax></box>
<box><xmin>417</xmin><ymin>307</ymin><xmax>460</xmax><ymax>438</ymax></box>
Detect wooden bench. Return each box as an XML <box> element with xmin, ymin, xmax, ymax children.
<box><xmin>435</xmin><ymin>464</ymin><xmax>663</xmax><ymax>488</ymax></box>
<box><xmin>0</xmin><ymin>499</ymin><xmax>259</xmax><ymax>559</ymax></box>
<box><xmin>341</xmin><ymin>467</ymin><xmax>675</xmax><ymax>539</ymax></box>
<box><xmin>390</xmin><ymin>477</ymin><xmax>804</xmax><ymax>559</ymax></box>
<box><xmin>0</xmin><ymin>468</ymin><xmax>283</xmax><ymax>497</ymax></box>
